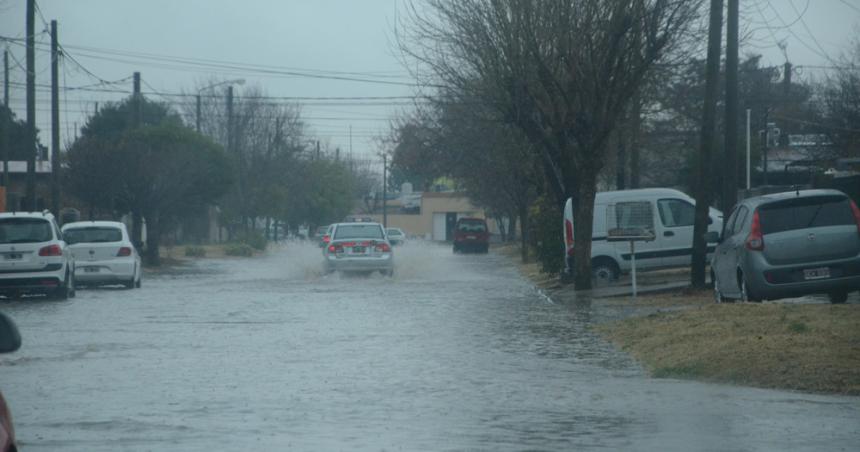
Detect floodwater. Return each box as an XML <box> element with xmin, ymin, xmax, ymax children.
<box><xmin>1</xmin><ymin>241</ymin><xmax>858</xmax><ymax>451</ymax></box>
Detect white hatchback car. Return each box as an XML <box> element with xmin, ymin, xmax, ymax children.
<box><xmin>0</xmin><ymin>211</ymin><xmax>76</xmax><ymax>299</ymax></box>
<box><xmin>62</xmin><ymin>221</ymin><xmax>142</xmax><ymax>289</ymax></box>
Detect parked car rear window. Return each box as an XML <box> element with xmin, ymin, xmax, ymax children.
<box><xmin>0</xmin><ymin>218</ymin><xmax>53</xmax><ymax>244</ymax></box>
<box><xmin>457</xmin><ymin>221</ymin><xmax>487</xmax><ymax>233</ymax></box>
<box><xmin>64</xmin><ymin>227</ymin><xmax>123</xmax><ymax>244</ymax></box>
<box><xmin>759</xmin><ymin>196</ymin><xmax>855</xmax><ymax>235</ymax></box>
<box><xmin>334</xmin><ymin>224</ymin><xmax>384</xmax><ymax>240</ymax></box>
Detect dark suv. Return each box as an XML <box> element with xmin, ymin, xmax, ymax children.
<box><xmin>711</xmin><ymin>189</ymin><xmax>860</xmax><ymax>303</ymax></box>
<box><xmin>453</xmin><ymin>218</ymin><xmax>490</xmax><ymax>253</ymax></box>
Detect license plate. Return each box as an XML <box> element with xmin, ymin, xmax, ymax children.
<box><xmin>803</xmin><ymin>267</ymin><xmax>830</xmax><ymax>280</ymax></box>
<box><xmin>84</xmin><ymin>267</ymin><xmax>99</xmax><ymax>273</ymax></box>
<box><xmin>467</xmin><ymin>235</ymin><xmax>476</xmax><ymax>240</ymax></box>
<box><xmin>352</xmin><ymin>246</ymin><xmax>365</xmax><ymax>253</ymax></box>
<box><xmin>5</xmin><ymin>253</ymin><xmax>21</xmax><ymax>260</ymax></box>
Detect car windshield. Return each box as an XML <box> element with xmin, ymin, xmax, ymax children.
<box><xmin>759</xmin><ymin>196</ymin><xmax>855</xmax><ymax>235</ymax></box>
<box><xmin>334</xmin><ymin>224</ymin><xmax>384</xmax><ymax>240</ymax></box>
<box><xmin>457</xmin><ymin>221</ymin><xmax>486</xmax><ymax>233</ymax></box>
<box><xmin>64</xmin><ymin>227</ymin><xmax>123</xmax><ymax>244</ymax></box>
<box><xmin>0</xmin><ymin>218</ymin><xmax>53</xmax><ymax>244</ymax></box>
<box><xmin>386</xmin><ymin>229</ymin><xmax>402</xmax><ymax>236</ymax></box>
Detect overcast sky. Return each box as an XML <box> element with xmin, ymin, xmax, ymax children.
<box><xmin>1</xmin><ymin>0</ymin><xmax>858</xmax><ymax>161</ymax></box>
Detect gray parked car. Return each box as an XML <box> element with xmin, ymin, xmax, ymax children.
<box><xmin>711</xmin><ymin>189</ymin><xmax>860</xmax><ymax>303</ymax></box>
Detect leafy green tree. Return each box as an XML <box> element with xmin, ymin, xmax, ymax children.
<box><xmin>66</xmin><ymin>97</ymin><xmax>232</xmax><ymax>264</ymax></box>
<box><xmin>0</xmin><ymin>105</ymin><xmax>48</xmax><ymax>161</ymax></box>
<box><xmin>114</xmin><ymin>124</ymin><xmax>232</xmax><ymax>264</ymax></box>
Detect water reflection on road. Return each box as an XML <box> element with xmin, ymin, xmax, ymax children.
<box><xmin>1</xmin><ymin>241</ymin><xmax>858</xmax><ymax>451</ymax></box>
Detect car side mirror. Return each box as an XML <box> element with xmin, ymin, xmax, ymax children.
<box><xmin>704</xmin><ymin>231</ymin><xmax>720</xmax><ymax>244</ymax></box>
<box><xmin>0</xmin><ymin>313</ymin><xmax>22</xmax><ymax>353</ymax></box>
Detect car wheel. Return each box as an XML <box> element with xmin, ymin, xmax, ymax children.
<box><xmin>591</xmin><ymin>258</ymin><xmax>619</xmax><ymax>286</ymax></box>
<box><xmin>68</xmin><ymin>272</ymin><xmax>76</xmax><ymax>298</ymax></box>
<box><xmin>122</xmin><ymin>279</ymin><xmax>135</xmax><ymax>290</ymax></box>
<box><xmin>712</xmin><ymin>271</ymin><xmax>731</xmax><ymax>303</ymax></box>
<box><xmin>828</xmin><ymin>291</ymin><xmax>848</xmax><ymax>304</ymax></box>
<box><xmin>53</xmin><ymin>271</ymin><xmax>71</xmax><ymax>300</ymax></box>
<box><xmin>739</xmin><ymin>275</ymin><xmax>760</xmax><ymax>303</ymax></box>
<box><xmin>135</xmin><ymin>275</ymin><xmax>142</xmax><ymax>289</ymax></box>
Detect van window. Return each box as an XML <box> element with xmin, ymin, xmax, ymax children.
<box><xmin>759</xmin><ymin>196</ymin><xmax>855</xmax><ymax>235</ymax></box>
<box><xmin>658</xmin><ymin>199</ymin><xmax>695</xmax><ymax>227</ymax></box>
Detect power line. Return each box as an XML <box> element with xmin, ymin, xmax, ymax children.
<box><xmin>839</xmin><ymin>0</ymin><xmax>860</xmax><ymax>14</ymax></box>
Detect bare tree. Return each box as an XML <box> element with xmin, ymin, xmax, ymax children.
<box><xmin>402</xmin><ymin>0</ymin><xmax>702</xmax><ymax>289</ymax></box>
<box><xmin>182</xmin><ymin>82</ymin><xmax>304</xmax><ymax>234</ymax></box>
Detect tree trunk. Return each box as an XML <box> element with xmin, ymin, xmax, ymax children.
<box><xmin>131</xmin><ymin>210</ymin><xmax>143</xmax><ymax>251</ymax></box>
<box><xmin>144</xmin><ymin>214</ymin><xmax>160</xmax><ymax>266</ymax></box>
<box><xmin>508</xmin><ymin>213</ymin><xmax>517</xmax><ymax>242</ymax></box>
<box><xmin>629</xmin><ymin>93</ymin><xmax>642</xmax><ymax>189</ymax></box>
<box><xmin>573</xmin><ymin>171</ymin><xmax>598</xmax><ymax>290</ymax></box>
<box><xmin>615</xmin><ymin>129</ymin><xmax>627</xmax><ymax>190</ymax></box>
<box><xmin>691</xmin><ymin>0</ymin><xmax>724</xmax><ymax>288</ymax></box>
<box><xmin>518</xmin><ymin>203</ymin><xmax>529</xmax><ymax>264</ymax></box>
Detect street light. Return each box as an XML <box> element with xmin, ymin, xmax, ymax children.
<box><xmin>196</xmin><ymin>78</ymin><xmax>245</xmax><ymax>133</ymax></box>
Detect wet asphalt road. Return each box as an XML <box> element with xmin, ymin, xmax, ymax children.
<box><xmin>1</xmin><ymin>241</ymin><xmax>858</xmax><ymax>451</ymax></box>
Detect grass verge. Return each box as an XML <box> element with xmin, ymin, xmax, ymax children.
<box><xmin>595</xmin><ymin>297</ymin><xmax>860</xmax><ymax>395</ymax></box>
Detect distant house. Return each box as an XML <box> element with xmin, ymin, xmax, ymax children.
<box><xmin>364</xmin><ymin>191</ymin><xmax>497</xmax><ymax>241</ymax></box>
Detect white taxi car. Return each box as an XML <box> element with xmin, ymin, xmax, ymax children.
<box><xmin>62</xmin><ymin>221</ymin><xmax>142</xmax><ymax>289</ymax></box>
<box><xmin>0</xmin><ymin>211</ymin><xmax>76</xmax><ymax>299</ymax></box>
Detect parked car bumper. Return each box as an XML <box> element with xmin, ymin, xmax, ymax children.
<box><xmin>0</xmin><ymin>270</ymin><xmax>66</xmax><ymax>295</ymax></box>
<box><xmin>454</xmin><ymin>240</ymin><xmax>488</xmax><ymax>252</ymax></box>
<box><xmin>325</xmin><ymin>254</ymin><xmax>393</xmax><ymax>273</ymax></box>
<box><xmin>745</xmin><ymin>254</ymin><xmax>860</xmax><ymax>299</ymax></box>
<box><xmin>75</xmin><ymin>260</ymin><xmax>136</xmax><ymax>284</ymax></box>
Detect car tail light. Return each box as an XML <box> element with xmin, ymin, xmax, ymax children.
<box><xmin>375</xmin><ymin>243</ymin><xmax>391</xmax><ymax>252</ymax></box>
<box><xmin>117</xmin><ymin>247</ymin><xmax>132</xmax><ymax>257</ymax></box>
<box><xmin>323</xmin><ymin>235</ymin><xmax>330</xmax><ymax>243</ymax></box>
<box><xmin>328</xmin><ymin>244</ymin><xmax>342</xmax><ymax>253</ymax></box>
<box><xmin>850</xmin><ymin>200</ymin><xmax>860</xmax><ymax>236</ymax></box>
<box><xmin>38</xmin><ymin>244</ymin><xmax>63</xmax><ymax>256</ymax></box>
<box><xmin>745</xmin><ymin>210</ymin><xmax>764</xmax><ymax>251</ymax></box>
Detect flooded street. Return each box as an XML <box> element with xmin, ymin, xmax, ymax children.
<box><xmin>1</xmin><ymin>242</ymin><xmax>858</xmax><ymax>451</ymax></box>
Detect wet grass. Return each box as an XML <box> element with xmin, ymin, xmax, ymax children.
<box><xmin>595</xmin><ymin>296</ymin><xmax>860</xmax><ymax>395</ymax></box>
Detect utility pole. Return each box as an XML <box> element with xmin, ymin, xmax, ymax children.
<box><xmin>383</xmin><ymin>154</ymin><xmax>388</xmax><ymax>228</ymax></box>
<box><xmin>226</xmin><ymin>85</ymin><xmax>233</xmax><ymax>153</ymax></box>
<box><xmin>195</xmin><ymin>94</ymin><xmax>201</xmax><ymax>133</ymax></box>
<box><xmin>762</xmin><ymin>109</ymin><xmax>769</xmax><ymax>185</ymax></box>
<box><xmin>691</xmin><ymin>0</ymin><xmax>723</xmax><ymax>288</ymax></box>
<box><xmin>132</xmin><ymin>72</ymin><xmax>141</xmax><ymax>126</ymax></box>
<box><xmin>746</xmin><ymin>108</ymin><xmax>751</xmax><ymax>190</ymax></box>
<box><xmin>25</xmin><ymin>0</ymin><xmax>36</xmax><ymax>211</ymax></box>
<box><xmin>722</xmin><ymin>0</ymin><xmax>739</xmax><ymax>213</ymax></box>
<box><xmin>2</xmin><ymin>50</ymin><xmax>9</xmax><ymax>189</ymax></box>
<box><xmin>50</xmin><ymin>20</ymin><xmax>60</xmax><ymax>216</ymax></box>
<box><xmin>316</xmin><ymin>140</ymin><xmax>320</xmax><ymax>160</ymax></box>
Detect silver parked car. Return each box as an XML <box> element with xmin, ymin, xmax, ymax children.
<box><xmin>62</xmin><ymin>221</ymin><xmax>142</xmax><ymax>289</ymax></box>
<box><xmin>711</xmin><ymin>189</ymin><xmax>860</xmax><ymax>303</ymax></box>
<box><xmin>323</xmin><ymin>222</ymin><xmax>394</xmax><ymax>276</ymax></box>
<box><xmin>386</xmin><ymin>228</ymin><xmax>406</xmax><ymax>246</ymax></box>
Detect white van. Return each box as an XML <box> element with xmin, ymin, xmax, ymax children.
<box><xmin>563</xmin><ymin>188</ymin><xmax>723</xmax><ymax>283</ymax></box>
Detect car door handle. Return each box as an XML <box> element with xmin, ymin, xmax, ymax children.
<box><xmin>663</xmin><ymin>231</ymin><xmax>674</xmax><ymax>237</ymax></box>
